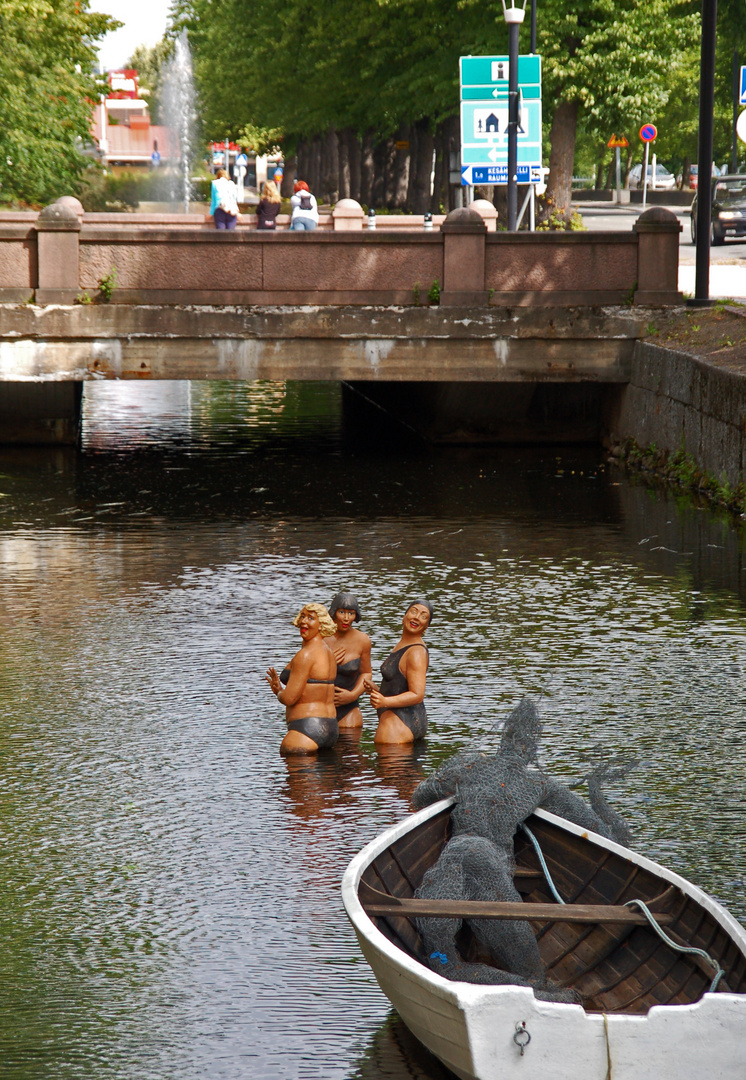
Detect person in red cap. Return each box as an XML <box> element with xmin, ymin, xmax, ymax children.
<box><xmin>290</xmin><ymin>180</ymin><xmax>319</xmax><ymax>231</ymax></box>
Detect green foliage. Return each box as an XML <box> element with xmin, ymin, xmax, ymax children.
<box><xmin>97</xmin><ymin>267</ymin><xmax>118</xmax><ymax>303</ymax></box>
<box><xmin>413</xmin><ymin>282</ymin><xmax>421</xmax><ymax>306</ymax></box>
<box><xmin>617</xmin><ymin>438</ymin><xmax>746</xmax><ymax>515</ymax></box>
<box><xmin>427</xmin><ymin>279</ymin><xmax>441</xmax><ymax>306</ymax></box>
<box><xmin>0</xmin><ymin>0</ymin><xmax>119</xmax><ymax>206</ymax></box>
<box><xmin>239</xmin><ymin>123</ymin><xmax>283</xmax><ymax>156</ymax></box>
<box><xmin>75</xmin><ymin>291</ymin><xmax>93</xmax><ymax>305</ymax></box>
<box><xmin>77</xmin><ymin>168</ymin><xmax>211</xmax><ymax>211</ymax></box>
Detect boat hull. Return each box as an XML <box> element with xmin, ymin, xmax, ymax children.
<box><xmin>342</xmin><ymin>799</ymin><xmax>746</xmax><ymax>1080</ymax></box>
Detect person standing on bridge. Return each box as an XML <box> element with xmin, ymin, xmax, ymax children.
<box><xmin>289</xmin><ymin>180</ymin><xmax>319</xmax><ymax>231</ymax></box>
<box><xmin>210</xmin><ymin>168</ymin><xmax>239</xmax><ymax>230</ymax></box>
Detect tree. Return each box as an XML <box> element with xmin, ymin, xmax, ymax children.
<box><xmin>0</xmin><ymin>0</ymin><xmax>119</xmax><ymax>206</ymax></box>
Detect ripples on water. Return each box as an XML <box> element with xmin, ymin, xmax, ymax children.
<box><xmin>0</xmin><ymin>380</ymin><xmax>745</xmax><ymax>1079</ymax></box>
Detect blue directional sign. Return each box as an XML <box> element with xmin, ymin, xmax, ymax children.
<box><xmin>462</xmin><ymin>165</ymin><xmax>543</xmax><ymax>185</ymax></box>
<box><xmin>740</xmin><ymin>65</ymin><xmax>746</xmax><ymax>106</ymax></box>
<box><xmin>459</xmin><ymin>54</ymin><xmax>542</xmax><ymax>184</ymax></box>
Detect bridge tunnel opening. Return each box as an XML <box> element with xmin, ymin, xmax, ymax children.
<box><xmin>0</xmin><ymin>378</ymin><xmax>625</xmax><ymax>449</ymax></box>
<box><xmin>343</xmin><ymin>381</ymin><xmax>624</xmax><ymax>446</ymax></box>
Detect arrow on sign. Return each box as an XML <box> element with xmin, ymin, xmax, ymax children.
<box><xmin>488</xmin><ymin>147</ymin><xmax>499</xmax><ymax>162</ymax></box>
<box><xmin>492</xmin><ymin>89</ymin><xmax>499</xmax><ymax>98</ymax></box>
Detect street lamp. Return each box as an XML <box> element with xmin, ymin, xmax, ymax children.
<box><xmin>693</xmin><ymin>0</ymin><xmax>717</xmax><ymax>305</ymax></box>
<box><xmin>502</xmin><ymin>0</ymin><xmax>528</xmax><ymax>231</ymax></box>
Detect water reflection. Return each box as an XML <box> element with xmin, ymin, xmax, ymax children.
<box><xmin>0</xmin><ymin>379</ymin><xmax>744</xmax><ymax>1079</ymax></box>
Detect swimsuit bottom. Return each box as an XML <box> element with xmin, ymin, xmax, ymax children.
<box><xmin>336</xmin><ymin>697</ymin><xmax>361</xmax><ymax>722</ymax></box>
<box><xmin>377</xmin><ymin>703</ymin><xmax>428</xmax><ymax>740</ymax></box>
<box><xmin>287</xmin><ymin>716</ymin><xmax>339</xmax><ymax>749</ymax></box>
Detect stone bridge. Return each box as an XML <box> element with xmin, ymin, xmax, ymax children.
<box><xmin>0</xmin><ymin>198</ymin><xmax>682</xmax><ymax>444</ymax></box>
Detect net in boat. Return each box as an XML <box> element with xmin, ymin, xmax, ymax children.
<box><xmin>412</xmin><ymin>698</ymin><xmax>634</xmax><ymax>1000</ymax></box>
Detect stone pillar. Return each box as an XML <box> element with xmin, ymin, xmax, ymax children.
<box><xmin>634</xmin><ymin>207</ymin><xmax>682</xmax><ymax>305</ymax></box>
<box><xmin>469</xmin><ymin>198</ymin><xmax>499</xmax><ymax>232</ymax></box>
<box><xmin>332</xmin><ymin>198</ymin><xmax>365</xmax><ymax>231</ymax></box>
<box><xmin>0</xmin><ymin>382</ymin><xmax>83</xmax><ymax>445</ymax></box>
<box><xmin>440</xmin><ymin>207</ymin><xmax>487</xmax><ymax>306</ymax></box>
<box><xmin>35</xmin><ymin>198</ymin><xmax>83</xmax><ymax>304</ymax></box>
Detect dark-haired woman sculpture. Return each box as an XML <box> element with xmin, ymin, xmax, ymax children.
<box><xmin>266</xmin><ymin>603</ymin><xmax>338</xmax><ymax>756</ymax></box>
<box><xmin>328</xmin><ymin>593</ymin><xmax>372</xmax><ymax>730</ymax></box>
<box><xmin>365</xmin><ymin>601</ymin><xmax>432</xmax><ymax>745</ymax></box>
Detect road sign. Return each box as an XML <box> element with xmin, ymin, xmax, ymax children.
<box><xmin>640</xmin><ymin>124</ymin><xmax>657</xmax><ymax>143</ymax></box>
<box><xmin>459</xmin><ymin>55</ymin><xmax>541</xmax><ymax>101</ymax></box>
<box><xmin>461</xmin><ymin>164</ymin><xmax>543</xmax><ymax>185</ymax></box>
<box><xmin>607</xmin><ymin>134</ymin><xmax>629</xmax><ymax>148</ymax></box>
<box><xmin>737</xmin><ymin>110</ymin><xmax>746</xmax><ymax>145</ymax></box>
<box><xmin>460</xmin><ymin>98</ymin><xmax>542</xmax><ymax>174</ymax></box>
<box><xmin>740</xmin><ymin>65</ymin><xmax>746</xmax><ymax>106</ymax></box>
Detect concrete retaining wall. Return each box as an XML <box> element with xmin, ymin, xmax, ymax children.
<box><xmin>610</xmin><ymin>341</ymin><xmax>746</xmax><ymax>488</ymax></box>
<box><xmin>0</xmin><ymin>201</ymin><xmax>682</xmax><ymax>308</ymax></box>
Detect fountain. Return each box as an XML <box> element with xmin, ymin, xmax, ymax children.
<box><xmin>160</xmin><ymin>30</ymin><xmax>197</xmax><ymax>213</ymax></box>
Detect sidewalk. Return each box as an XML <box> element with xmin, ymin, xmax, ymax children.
<box><xmin>678</xmin><ymin>264</ymin><xmax>746</xmax><ymax>301</ymax></box>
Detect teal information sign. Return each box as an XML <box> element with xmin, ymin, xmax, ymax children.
<box><xmin>459</xmin><ymin>55</ymin><xmax>542</xmax><ymax>101</ymax></box>
<box><xmin>459</xmin><ymin>55</ymin><xmax>543</xmax><ymax>183</ymax></box>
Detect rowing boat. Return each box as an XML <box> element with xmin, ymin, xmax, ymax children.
<box><xmin>341</xmin><ymin>797</ymin><xmax>746</xmax><ymax>1080</ymax></box>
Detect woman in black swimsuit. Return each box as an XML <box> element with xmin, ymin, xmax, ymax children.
<box><xmin>266</xmin><ymin>603</ymin><xmax>338</xmax><ymax>755</ymax></box>
<box><xmin>328</xmin><ymin>592</ymin><xmax>372</xmax><ymax>730</ymax></box>
<box><xmin>365</xmin><ymin>600</ymin><xmax>432</xmax><ymax>745</ymax></box>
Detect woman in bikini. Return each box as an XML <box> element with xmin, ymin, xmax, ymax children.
<box><xmin>365</xmin><ymin>600</ymin><xmax>432</xmax><ymax>745</ymax></box>
<box><xmin>266</xmin><ymin>603</ymin><xmax>338</xmax><ymax>755</ymax></box>
<box><xmin>327</xmin><ymin>592</ymin><xmax>372</xmax><ymax>730</ymax></box>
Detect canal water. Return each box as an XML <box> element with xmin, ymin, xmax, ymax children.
<box><xmin>1</xmin><ymin>379</ymin><xmax>745</xmax><ymax>1080</ymax></box>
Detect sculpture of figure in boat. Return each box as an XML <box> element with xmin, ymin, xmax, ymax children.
<box><xmin>412</xmin><ymin>698</ymin><xmax>635</xmax><ymax>1000</ymax></box>
<box><xmin>266</xmin><ymin>603</ymin><xmax>338</xmax><ymax>755</ymax></box>
<box><xmin>365</xmin><ymin>601</ymin><xmax>432</xmax><ymax>745</ymax></box>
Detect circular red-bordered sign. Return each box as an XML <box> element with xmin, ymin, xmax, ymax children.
<box><xmin>640</xmin><ymin>124</ymin><xmax>657</xmax><ymax>143</ymax></box>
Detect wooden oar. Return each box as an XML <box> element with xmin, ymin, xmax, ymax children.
<box><xmin>360</xmin><ymin>885</ymin><xmax>674</xmax><ymax>926</ymax></box>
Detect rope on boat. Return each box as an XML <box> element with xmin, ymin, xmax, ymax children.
<box><xmin>519</xmin><ymin>823</ymin><xmax>566</xmax><ymax>905</ymax></box>
<box><xmin>623</xmin><ymin>899</ymin><xmax>725</xmax><ymax>992</ymax></box>
<box><xmin>519</xmin><ymin>822</ymin><xmax>725</xmax><ymax>993</ymax></box>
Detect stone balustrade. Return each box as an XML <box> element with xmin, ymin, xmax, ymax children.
<box><xmin>0</xmin><ymin>199</ymin><xmax>681</xmax><ymax>307</ymax></box>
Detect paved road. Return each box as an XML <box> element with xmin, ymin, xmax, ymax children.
<box><xmin>574</xmin><ymin>202</ymin><xmax>746</xmax><ymax>300</ymax></box>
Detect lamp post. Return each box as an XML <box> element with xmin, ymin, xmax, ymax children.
<box><xmin>693</xmin><ymin>0</ymin><xmax>718</xmax><ymax>304</ymax></box>
<box><xmin>502</xmin><ymin>0</ymin><xmax>528</xmax><ymax>232</ymax></box>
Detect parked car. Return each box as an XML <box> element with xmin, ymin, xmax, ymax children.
<box><xmin>691</xmin><ymin>175</ymin><xmax>746</xmax><ymax>245</ymax></box>
<box><xmin>628</xmin><ymin>163</ymin><xmax>677</xmax><ymax>190</ymax></box>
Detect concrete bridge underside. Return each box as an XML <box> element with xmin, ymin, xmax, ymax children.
<box><xmin>0</xmin><ymin>304</ymin><xmax>643</xmax><ymax>445</ymax></box>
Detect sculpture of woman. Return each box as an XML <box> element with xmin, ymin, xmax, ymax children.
<box><xmin>266</xmin><ymin>603</ymin><xmax>338</xmax><ymax>756</ymax></box>
<box><xmin>328</xmin><ymin>592</ymin><xmax>372</xmax><ymax>730</ymax></box>
<box><xmin>365</xmin><ymin>600</ymin><xmax>432</xmax><ymax>745</ymax></box>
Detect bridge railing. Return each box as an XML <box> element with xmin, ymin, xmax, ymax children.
<box><xmin>0</xmin><ymin>199</ymin><xmax>681</xmax><ymax>308</ymax></box>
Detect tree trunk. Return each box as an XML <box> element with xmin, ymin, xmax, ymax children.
<box><xmin>443</xmin><ymin>114</ymin><xmax>460</xmax><ymax>211</ymax></box>
<box><xmin>349</xmin><ymin>132</ymin><xmax>362</xmax><ymax>203</ymax></box>
<box><xmin>296</xmin><ymin>139</ymin><xmax>309</xmax><ymax>185</ymax></box>
<box><xmin>383</xmin><ymin>137</ymin><xmax>397</xmax><ymax>208</ymax></box>
<box><xmin>310</xmin><ymin>137</ymin><xmax>323</xmax><ymax>196</ymax></box>
<box><xmin>337</xmin><ymin>128</ymin><xmax>352</xmax><ymax>200</ymax></box>
<box><xmin>322</xmin><ymin>126</ymin><xmax>340</xmax><ymax>204</ymax></box>
<box><xmin>360</xmin><ymin>131</ymin><xmax>375</xmax><ymax>207</ymax></box>
<box><xmin>408</xmin><ymin>119</ymin><xmax>434</xmax><ymax>214</ymax></box>
<box><xmin>391</xmin><ymin>123</ymin><xmax>411</xmax><ymax>209</ymax></box>
<box><xmin>546</xmin><ymin>100</ymin><xmax>579</xmax><ymax>215</ymax></box>
<box><xmin>281</xmin><ymin>153</ymin><xmax>296</xmax><ymax>198</ymax></box>
<box><xmin>372</xmin><ymin>139</ymin><xmax>387</xmax><ymax>208</ymax></box>
<box><xmin>594</xmin><ymin>153</ymin><xmax>605</xmax><ymax>190</ymax></box>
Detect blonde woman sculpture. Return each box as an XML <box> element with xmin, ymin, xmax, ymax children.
<box><xmin>266</xmin><ymin>603</ymin><xmax>338</xmax><ymax>755</ymax></box>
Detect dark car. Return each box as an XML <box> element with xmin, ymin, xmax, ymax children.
<box><xmin>691</xmin><ymin>175</ymin><xmax>746</xmax><ymax>245</ymax></box>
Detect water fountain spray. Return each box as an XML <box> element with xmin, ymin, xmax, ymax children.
<box><xmin>160</xmin><ymin>30</ymin><xmax>197</xmax><ymax>213</ymax></box>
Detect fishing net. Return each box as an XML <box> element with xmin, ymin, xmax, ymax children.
<box><xmin>412</xmin><ymin>698</ymin><xmax>634</xmax><ymax>1000</ymax></box>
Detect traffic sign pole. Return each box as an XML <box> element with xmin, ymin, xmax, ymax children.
<box><xmin>642</xmin><ymin>143</ymin><xmax>650</xmax><ymax>208</ymax></box>
<box><xmin>694</xmin><ymin>0</ymin><xmax>717</xmax><ymax>305</ymax></box>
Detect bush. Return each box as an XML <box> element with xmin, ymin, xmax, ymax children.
<box><xmin>77</xmin><ymin>167</ymin><xmax>211</xmax><ymax>211</ymax></box>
